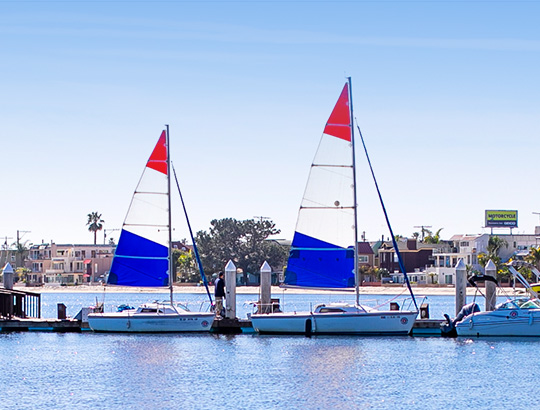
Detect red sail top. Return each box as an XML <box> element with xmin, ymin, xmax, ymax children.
<box><xmin>323</xmin><ymin>83</ymin><xmax>351</xmax><ymax>142</ymax></box>
<box><xmin>146</xmin><ymin>130</ymin><xmax>168</xmax><ymax>175</ymax></box>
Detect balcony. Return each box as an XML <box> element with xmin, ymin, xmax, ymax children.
<box><xmin>45</xmin><ymin>269</ymin><xmax>65</xmax><ymax>274</ymax></box>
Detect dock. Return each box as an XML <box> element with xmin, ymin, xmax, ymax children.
<box><xmin>0</xmin><ymin>318</ymin><xmax>81</xmax><ymax>332</ymax></box>
<box><xmin>0</xmin><ymin>316</ymin><xmax>443</xmax><ymax>335</ymax></box>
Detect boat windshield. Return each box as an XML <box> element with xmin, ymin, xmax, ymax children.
<box><xmin>519</xmin><ymin>299</ymin><xmax>540</xmax><ymax>309</ymax></box>
<box><xmin>496</xmin><ymin>298</ymin><xmax>540</xmax><ymax>310</ymax></box>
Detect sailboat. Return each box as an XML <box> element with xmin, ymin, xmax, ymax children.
<box><xmin>251</xmin><ymin>78</ymin><xmax>419</xmax><ymax>335</ymax></box>
<box><xmin>88</xmin><ymin>127</ymin><xmax>215</xmax><ymax>332</ymax></box>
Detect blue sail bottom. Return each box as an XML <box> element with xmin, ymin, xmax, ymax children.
<box><xmin>107</xmin><ymin>229</ymin><xmax>169</xmax><ymax>287</ymax></box>
<box><xmin>284</xmin><ymin>232</ymin><xmax>355</xmax><ymax>288</ymax></box>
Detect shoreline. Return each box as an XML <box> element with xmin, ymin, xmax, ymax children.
<box><xmin>14</xmin><ymin>284</ymin><xmax>527</xmax><ymax>297</ymax></box>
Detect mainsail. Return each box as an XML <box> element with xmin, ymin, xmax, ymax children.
<box><xmin>107</xmin><ymin>131</ymin><xmax>170</xmax><ymax>287</ymax></box>
<box><xmin>285</xmin><ymin>83</ymin><xmax>356</xmax><ymax>288</ymax></box>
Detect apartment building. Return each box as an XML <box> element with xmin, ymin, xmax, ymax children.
<box><xmin>26</xmin><ymin>242</ymin><xmax>115</xmax><ymax>285</ymax></box>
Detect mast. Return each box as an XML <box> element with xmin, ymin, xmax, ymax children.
<box><xmin>348</xmin><ymin>77</ymin><xmax>360</xmax><ymax>306</ymax></box>
<box><xmin>166</xmin><ymin>124</ymin><xmax>173</xmax><ymax>305</ymax></box>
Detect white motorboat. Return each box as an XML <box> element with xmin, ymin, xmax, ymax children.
<box><xmin>456</xmin><ymin>298</ymin><xmax>540</xmax><ymax>337</ymax></box>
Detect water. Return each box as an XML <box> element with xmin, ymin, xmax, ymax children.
<box><xmin>1</xmin><ymin>292</ymin><xmax>536</xmax><ymax>409</ymax></box>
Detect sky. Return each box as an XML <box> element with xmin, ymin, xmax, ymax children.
<box><xmin>1</xmin><ymin>0</ymin><xmax>540</xmax><ymax>247</ymax></box>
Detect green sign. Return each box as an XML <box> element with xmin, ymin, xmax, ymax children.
<box><xmin>485</xmin><ymin>210</ymin><xmax>518</xmax><ymax>228</ymax></box>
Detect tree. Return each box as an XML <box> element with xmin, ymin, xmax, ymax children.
<box><xmin>175</xmin><ymin>250</ymin><xmax>199</xmax><ymax>283</ymax></box>
<box><xmin>525</xmin><ymin>246</ymin><xmax>540</xmax><ymax>269</ymax></box>
<box><xmin>195</xmin><ymin>218</ymin><xmax>289</xmax><ymax>285</ymax></box>
<box><xmin>423</xmin><ymin>228</ymin><xmax>443</xmax><ymax>244</ymax></box>
<box><xmin>11</xmin><ymin>240</ymin><xmax>29</xmax><ymax>268</ymax></box>
<box><xmin>86</xmin><ymin>212</ymin><xmax>105</xmax><ymax>245</ymax></box>
<box><xmin>477</xmin><ymin>235</ymin><xmax>509</xmax><ymax>281</ymax></box>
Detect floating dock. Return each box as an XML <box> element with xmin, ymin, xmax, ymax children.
<box><xmin>0</xmin><ymin>318</ymin><xmax>81</xmax><ymax>332</ymax></box>
<box><xmin>0</xmin><ymin>317</ymin><xmax>444</xmax><ymax>335</ymax></box>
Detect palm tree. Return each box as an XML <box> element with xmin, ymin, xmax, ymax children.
<box><xmin>525</xmin><ymin>246</ymin><xmax>540</xmax><ymax>269</ymax></box>
<box><xmin>86</xmin><ymin>212</ymin><xmax>105</xmax><ymax>245</ymax></box>
<box><xmin>478</xmin><ymin>235</ymin><xmax>509</xmax><ymax>281</ymax></box>
<box><xmin>10</xmin><ymin>240</ymin><xmax>29</xmax><ymax>268</ymax></box>
<box><xmin>424</xmin><ymin>228</ymin><xmax>443</xmax><ymax>244</ymax></box>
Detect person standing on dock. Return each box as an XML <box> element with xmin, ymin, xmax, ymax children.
<box><xmin>214</xmin><ymin>271</ymin><xmax>225</xmax><ymax>317</ymax></box>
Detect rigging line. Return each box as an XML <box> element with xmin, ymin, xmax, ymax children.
<box><xmin>171</xmin><ymin>162</ymin><xmax>213</xmax><ymax>306</ymax></box>
<box><xmin>355</xmin><ymin>120</ymin><xmax>418</xmax><ymax>311</ymax></box>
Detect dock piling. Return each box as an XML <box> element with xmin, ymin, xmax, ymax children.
<box><xmin>485</xmin><ymin>260</ymin><xmax>497</xmax><ymax>311</ymax></box>
<box><xmin>455</xmin><ymin>259</ymin><xmax>467</xmax><ymax>316</ymax></box>
<box><xmin>225</xmin><ymin>260</ymin><xmax>237</xmax><ymax>319</ymax></box>
<box><xmin>259</xmin><ymin>261</ymin><xmax>272</xmax><ymax>313</ymax></box>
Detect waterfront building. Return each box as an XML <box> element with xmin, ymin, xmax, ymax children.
<box><xmin>377</xmin><ymin>238</ymin><xmax>443</xmax><ymax>284</ymax></box>
<box><xmin>425</xmin><ymin>232</ymin><xmax>540</xmax><ymax>285</ymax></box>
<box><xmin>25</xmin><ymin>243</ymin><xmax>115</xmax><ymax>285</ymax></box>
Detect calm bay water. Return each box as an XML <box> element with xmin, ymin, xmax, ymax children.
<box><xmin>1</xmin><ymin>292</ymin><xmax>536</xmax><ymax>409</ymax></box>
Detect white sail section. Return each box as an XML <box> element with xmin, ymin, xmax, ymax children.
<box><xmin>295</xmin><ymin>132</ymin><xmax>355</xmax><ymax>249</ymax></box>
<box><xmin>123</xmin><ymin>166</ymin><xmax>169</xmax><ymax>247</ymax></box>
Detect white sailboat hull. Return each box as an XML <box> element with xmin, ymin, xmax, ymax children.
<box><xmin>251</xmin><ymin>309</ymin><xmax>417</xmax><ymax>335</ymax></box>
<box><xmin>456</xmin><ymin>309</ymin><xmax>540</xmax><ymax>337</ymax></box>
<box><xmin>88</xmin><ymin>311</ymin><xmax>215</xmax><ymax>333</ymax></box>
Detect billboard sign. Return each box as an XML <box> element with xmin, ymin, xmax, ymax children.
<box><xmin>485</xmin><ymin>210</ymin><xmax>518</xmax><ymax>228</ymax></box>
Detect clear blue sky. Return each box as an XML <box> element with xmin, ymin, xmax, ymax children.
<box><xmin>2</xmin><ymin>0</ymin><xmax>539</xmax><ymax>246</ymax></box>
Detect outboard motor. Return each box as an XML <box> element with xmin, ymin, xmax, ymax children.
<box><xmin>441</xmin><ymin>302</ymin><xmax>481</xmax><ymax>337</ymax></box>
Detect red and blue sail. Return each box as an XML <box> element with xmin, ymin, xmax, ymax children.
<box><xmin>107</xmin><ymin>131</ymin><xmax>170</xmax><ymax>287</ymax></box>
<box><xmin>284</xmin><ymin>83</ymin><xmax>356</xmax><ymax>288</ymax></box>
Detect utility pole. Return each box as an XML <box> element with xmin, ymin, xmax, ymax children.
<box><xmin>17</xmin><ymin>230</ymin><xmax>31</xmax><ymax>247</ymax></box>
<box><xmin>104</xmin><ymin>229</ymin><xmax>120</xmax><ymax>245</ymax></box>
<box><xmin>0</xmin><ymin>236</ymin><xmax>13</xmax><ymax>268</ymax></box>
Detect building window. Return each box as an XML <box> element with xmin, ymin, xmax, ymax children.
<box><xmin>358</xmin><ymin>255</ymin><xmax>369</xmax><ymax>263</ymax></box>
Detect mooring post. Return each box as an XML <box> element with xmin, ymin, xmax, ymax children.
<box><xmin>259</xmin><ymin>261</ymin><xmax>272</xmax><ymax>313</ymax></box>
<box><xmin>485</xmin><ymin>259</ymin><xmax>497</xmax><ymax>311</ymax></box>
<box><xmin>224</xmin><ymin>260</ymin><xmax>237</xmax><ymax>319</ymax></box>
<box><xmin>455</xmin><ymin>259</ymin><xmax>467</xmax><ymax>316</ymax></box>
<box><xmin>2</xmin><ymin>263</ymin><xmax>14</xmax><ymax>290</ymax></box>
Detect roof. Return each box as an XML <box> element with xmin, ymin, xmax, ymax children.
<box><xmin>357</xmin><ymin>242</ymin><xmax>374</xmax><ymax>254</ymax></box>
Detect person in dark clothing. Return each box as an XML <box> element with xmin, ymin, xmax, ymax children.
<box><xmin>214</xmin><ymin>271</ymin><xmax>225</xmax><ymax>317</ymax></box>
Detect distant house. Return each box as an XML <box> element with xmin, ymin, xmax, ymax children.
<box><xmin>25</xmin><ymin>242</ymin><xmax>115</xmax><ymax>285</ymax></box>
<box><xmin>357</xmin><ymin>242</ymin><xmax>375</xmax><ymax>267</ymax></box>
<box><xmin>378</xmin><ymin>239</ymin><xmax>437</xmax><ymax>284</ymax></box>
<box><xmin>425</xmin><ymin>233</ymin><xmax>540</xmax><ymax>285</ymax></box>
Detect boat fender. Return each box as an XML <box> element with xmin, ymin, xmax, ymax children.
<box><xmin>305</xmin><ymin>319</ymin><xmax>312</xmax><ymax>336</ymax></box>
